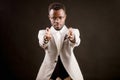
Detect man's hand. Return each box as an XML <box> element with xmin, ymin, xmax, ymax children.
<box><xmin>67</xmin><ymin>27</ymin><xmax>75</xmax><ymax>43</ymax></box>
<box><xmin>44</xmin><ymin>27</ymin><xmax>51</xmax><ymax>44</ymax></box>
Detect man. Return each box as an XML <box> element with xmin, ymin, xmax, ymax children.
<box><xmin>36</xmin><ymin>2</ymin><xmax>83</xmax><ymax>80</ymax></box>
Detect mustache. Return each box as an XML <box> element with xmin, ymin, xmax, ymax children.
<box><xmin>53</xmin><ymin>23</ymin><xmax>61</xmax><ymax>26</ymax></box>
<box><xmin>54</xmin><ymin>22</ymin><xmax>59</xmax><ymax>25</ymax></box>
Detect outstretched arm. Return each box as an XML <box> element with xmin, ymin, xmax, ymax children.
<box><xmin>38</xmin><ymin>27</ymin><xmax>51</xmax><ymax>49</ymax></box>
<box><xmin>67</xmin><ymin>28</ymin><xmax>81</xmax><ymax>47</ymax></box>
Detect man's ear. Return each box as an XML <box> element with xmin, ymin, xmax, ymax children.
<box><xmin>65</xmin><ymin>14</ymin><xmax>67</xmax><ymax>20</ymax></box>
<box><xmin>48</xmin><ymin>15</ymin><xmax>50</xmax><ymax>20</ymax></box>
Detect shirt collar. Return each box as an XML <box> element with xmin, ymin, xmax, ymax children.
<box><xmin>51</xmin><ymin>25</ymin><xmax>67</xmax><ymax>34</ymax></box>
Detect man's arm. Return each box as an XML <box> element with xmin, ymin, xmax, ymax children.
<box><xmin>38</xmin><ymin>28</ymin><xmax>51</xmax><ymax>49</ymax></box>
<box><xmin>67</xmin><ymin>28</ymin><xmax>81</xmax><ymax>47</ymax></box>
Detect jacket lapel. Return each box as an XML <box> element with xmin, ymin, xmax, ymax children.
<box><xmin>50</xmin><ymin>26</ymin><xmax>68</xmax><ymax>52</ymax></box>
<box><xmin>50</xmin><ymin>27</ymin><xmax>58</xmax><ymax>49</ymax></box>
<box><xmin>61</xmin><ymin>26</ymin><xmax>68</xmax><ymax>48</ymax></box>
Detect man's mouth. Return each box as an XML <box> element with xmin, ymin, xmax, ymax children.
<box><xmin>54</xmin><ymin>24</ymin><xmax>60</xmax><ymax>27</ymax></box>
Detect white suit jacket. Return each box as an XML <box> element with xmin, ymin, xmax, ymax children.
<box><xmin>36</xmin><ymin>25</ymin><xmax>83</xmax><ymax>80</ymax></box>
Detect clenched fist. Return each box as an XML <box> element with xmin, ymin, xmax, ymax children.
<box><xmin>67</xmin><ymin>27</ymin><xmax>75</xmax><ymax>43</ymax></box>
<box><xmin>44</xmin><ymin>27</ymin><xmax>51</xmax><ymax>44</ymax></box>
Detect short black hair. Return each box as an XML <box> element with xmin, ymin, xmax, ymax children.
<box><xmin>48</xmin><ymin>2</ymin><xmax>66</xmax><ymax>13</ymax></box>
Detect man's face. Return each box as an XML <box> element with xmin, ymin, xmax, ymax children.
<box><xmin>49</xmin><ymin>9</ymin><xmax>66</xmax><ymax>30</ymax></box>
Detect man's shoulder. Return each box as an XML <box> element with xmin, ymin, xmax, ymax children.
<box><xmin>38</xmin><ymin>29</ymin><xmax>45</xmax><ymax>32</ymax></box>
<box><xmin>72</xmin><ymin>28</ymin><xmax>79</xmax><ymax>32</ymax></box>
<box><xmin>38</xmin><ymin>29</ymin><xmax>46</xmax><ymax>34</ymax></box>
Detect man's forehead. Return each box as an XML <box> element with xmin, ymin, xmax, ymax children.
<box><xmin>49</xmin><ymin>9</ymin><xmax>66</xmax><ymax>16</ymax></box>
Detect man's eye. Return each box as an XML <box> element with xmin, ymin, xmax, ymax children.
<box><xmin>52</xmin><ymin>17</ymin><xmax>56</xmax><ymax>20</ymax></box>
<box><xmin>59</xmin><ymin>17</ymin><xmax>62</xmax><ymax>19</ymax></box>
<box><xmin>51</xmin><ymin>17</ymin><xmax>64</xmax><ymax>20</ymax></box>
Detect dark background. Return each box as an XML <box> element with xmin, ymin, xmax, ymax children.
<box><xmin>1</xmin><ymin>0</ymin><xmax>120</xmax><ymax>80</ymax></box>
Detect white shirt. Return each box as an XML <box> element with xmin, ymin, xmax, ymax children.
<box><xmin>51</xmin><ymin>26</ymin><xmax>66</xmax><ymax>54</ymax></box>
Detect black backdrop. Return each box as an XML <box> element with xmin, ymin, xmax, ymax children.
<box><xmin>1</xmin><ymin>0</ymin><xmax>120</xmax><ymax>80</ymax></box>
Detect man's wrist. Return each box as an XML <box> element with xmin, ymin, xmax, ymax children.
<box><xmin>69</xmin><ymin>35</ymin><xmax>75</xmax><ymax>43</ymax></box>
<box><xmin>44</xmin><ymin>36</ymin><xmax>49</xmax><ymax>44</ymax></box>
<box><xmin>69</xmin><ymin>37</ymin><xmax>75</xmax><ymax>43</ymax></box>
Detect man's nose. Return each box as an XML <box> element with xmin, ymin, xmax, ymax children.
<box><xmin>54</xmin><ymin>18</ymin><xmax>60</xmax><ymax>22</ymax></box>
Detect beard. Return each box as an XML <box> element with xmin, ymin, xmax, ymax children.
<box><xmin>53</xmin><ymin>24</ymin><xmax>64</xmax><ymax>31</ymax></box>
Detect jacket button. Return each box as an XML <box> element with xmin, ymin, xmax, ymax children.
<box><xmin>55</xmin><ymin>60</ymin><xmax>57</xmax><ymax>63</ymax></box>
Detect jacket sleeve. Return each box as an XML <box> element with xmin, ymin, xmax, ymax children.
<box><xmin>38</xmin><ymin>30</ymin><xmax>49</xmax><ymax>49</ymax></box>
<box><xmin>69</xmin><ymin>29</ymin><xmax>81</xmax><ymax>47</ymax></box>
